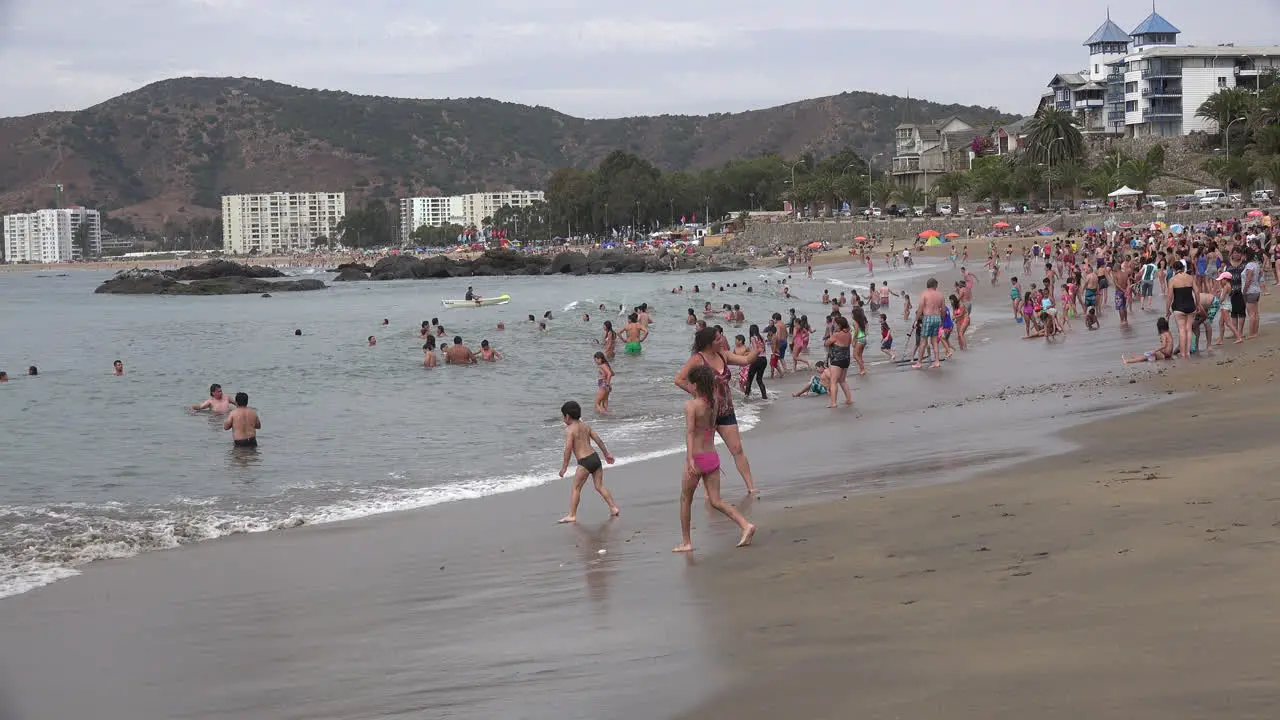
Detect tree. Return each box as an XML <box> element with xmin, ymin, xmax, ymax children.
<box><xmin>835</xmin><ymin>174</ymin><xmax>868</xmax><ymax>208</ymax></box>
<box><xmin>410</xmin><ymin>223</ymin><xmax>466</xmax><ymax>247</ymax></box>
<box><xmin>337</xmin><ymin>199</ymin><xmax>395</xmax><ymax>248</ymax></box>
<box><xmin>1119</xmin><ymin>157</ymin><xmax>1161</xmax><ymax>192</ymax></box>
<box><xmin>966</xmin><ymin>157</ymin><xmax>1012</xmax><ymax>209</ymax></box>
<box><xmin>1023</xmin><ymin>108</ymin><xmax>1085</xmax><ymax>165</ymax></box>
<box><xmin>1202</xmin><ymin>156</ymin><xmax>1257</xmax><ymax>190</ymax></box>
<box><xmin>1196</xmin><ymin>88</ymin><xmax>1255</xmax><ymax>153</ymax></box>
<box><xmin>1010</xmin><ymin>159</ymin><xmax>1045</xmax><ymax>204</ymax></box>
<box><xmin>894</xmin><ymin>185</ymin><xmax>926</xmax><ymax>208</ymax></box>
<box><xmin>72</xmin><ymin>222</ymin><xmax>93</xmax><ymax>259</ymax></box>
<box><xmin>1049</xmin><ymin>160</ymin><xmax>1086</xmax><ymax>206</ymax></box>
<box><xmin>870</xmin><ymin>181</ymin><xmax>897</xmax><ymax>208</ymax></box>
<box><xmin>932</xmin><ymin>172</ymin><xmax>969</xmax><ymax>204</ymax></box>
<box><xmin>1255</xmin><ymin>155</ymin><xmax>1280</xmax><ymax>192</ymax></box>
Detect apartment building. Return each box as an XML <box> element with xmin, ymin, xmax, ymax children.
<box><xmin>891</xmin><ymin>117</ymin><xmax>981</xmax><ymax>193</ymax></box>
<box><xmin>221</xmin><ymin>192</ymin><xmax>346</xmax><ymax>254</ymax></box>
<box><xmin>3</xmin><ymin>207</ymin><xmax>101</xmax><ymax>263</ymax></box>
<box><xmin>399</xmin><ymin>190</ymin><xmax>544</xmax><ymax>243</ymax></box>
<box><xmin>1043</xmin><ymin>9</ymin><xmax>1280</xmax><ymax>138</ymax></box>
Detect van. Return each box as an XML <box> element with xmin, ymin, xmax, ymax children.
<box><xmin>1194</xmin><ymin>188</ymin><xmax>1225</xmax><ymax>198</ymax></box>
<box><xmin>1199</xmin><ymin>191</ymin><xmax>1227</xmax><ymax>207</ymax></box>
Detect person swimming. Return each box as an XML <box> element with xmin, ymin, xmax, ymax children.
<box><xmin>192</xmin><ymin>383</ymin><xmax>233</xmax><ymax>413</ymax></box>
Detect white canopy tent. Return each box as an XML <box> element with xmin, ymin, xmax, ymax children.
<box><xmin>1107</xmin><ymin>186</ymin><xmax>1144</xmax><ymax>198</ymax></box>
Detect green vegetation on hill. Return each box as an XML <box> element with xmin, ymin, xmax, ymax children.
<box><xmin>0</xmin><ymin>77</ymin><xmax>1019</xmax><ymax>231</ymax></box>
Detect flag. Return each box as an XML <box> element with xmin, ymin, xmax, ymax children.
<box><xmin>680</xmin><ymin>215</ymin><xmax>685</xmax><ymax>224</ymax></box>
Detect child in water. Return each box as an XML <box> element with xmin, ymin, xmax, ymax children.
<box><xmin>673</xmin><ymin>365</ymin><xmax>756</xmax><ymax>552</ymax></box>
<box><xmin>1123</xmin><ymin>317</ymin><xmax>1175</xmax><ymax>364</ymax></box>
<box><xmin>593</xmin><ymin>351</ymin><xmax>614</xmax><ymax>414</ymax></box>
<box><xmin>557</xmin><ymin>400</ymin><xmax>619</xmax><ymax>523</ymax></box>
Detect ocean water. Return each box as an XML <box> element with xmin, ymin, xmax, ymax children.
<box><xmin>0</xmin><ymin>259</ymin><xmax>941</xmax><ymax>597</ymax></box>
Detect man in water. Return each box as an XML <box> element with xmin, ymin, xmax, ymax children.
<box><xmin>113</xmin><ymin>359</ymin><xmax>124</xmax><ymax>375</ymax></box>
<box><xmin>913</xmin><ymin>278</ymin><xmax>945</xmax><ymax>370</ymax></box>
<box><xmin>620</xmin><ymin>313</ymin><xmax>648</xmax><ymax>354</ymax></box>
<box><xmin>192</xmin><ymin>383</ymin><xmax>233</xmax><ymax>413</ymax></box>
<box><xmin>637</xmin><ymin>304</ymin><xmax>653</xmax><ymax>329</ymax></box>
<box><xmin>223</xmin><ymin>392</ymin><xmax>261</xmax><ymax>448</ymax></box>
<box><xmin>445</xmin><ymin>336</ymin><xmax>477</xmax><ymax>364</ymax></box>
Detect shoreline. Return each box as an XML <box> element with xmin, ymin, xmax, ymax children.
<box><xmin>678</xmin><ymin>324</ymin><xmax>1280</xmax><ymax>719</ymax></box>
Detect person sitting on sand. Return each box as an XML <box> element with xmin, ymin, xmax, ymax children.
<box><xmin>1123</xmin><ymin>317</ymin><xmax>1175</xmax><ymax>364</ymax></box>
<box><xmin>556</xmin><ymin>400</ymin><xmax>618</xmax><ymax>523</ymax></box>
<box><xmin>792</xmin><ymin>361</ymin><xmax>831</xmax><ymax>397</ymax></box>
<box><xmin>673</xmin><ymin>365</ymin><xmax>755</xmax><ymax>553</ymax></box>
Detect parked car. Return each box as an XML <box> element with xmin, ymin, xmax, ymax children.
<box><xmin>1079</xmin><ymin>200</ymin><xmax>1101</xmax><ymax>212</ymax></box>
<box><xmin>938</xmin><ymin>203</ymin><xmax>953</xmax><ymax>216</ymax></box>
<box><xmin>1147</xmin><ymin>194</ymin><xmax>1168</xmax><ymax>210</ymax></box>
<box><xmin>1251</xmin><ymin>190</ymin><xmax>1273</xmax><ymax>204</ymax></box>
<box><xmin>1199</xmin><ymin>191</ymin><xmax>1227</xmax><ymax>207</ymax></box>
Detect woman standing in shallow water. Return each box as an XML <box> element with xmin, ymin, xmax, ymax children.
<box><xmin>673</xmin><ymin>364</ymin><xmax>756</xmax><ymax>553</ymax></box>
<box><xmin>600</xmin><ymin>320</ymin><xmax>617</xmax><ymax>358</ymax></box>
<box><xmin>674</xmin><ymin>327</ymin><xmax>761</xmax><ymax>495</ymax></box>
<box><xmin>593</xmin><ymin>352</ymin><xmax>614</xmax><ymax>414</ymax></box>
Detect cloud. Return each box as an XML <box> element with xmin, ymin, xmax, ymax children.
<box><xmin>0</xmin><ymin>0</ymin><xmax>1276</xmax><ymax>119</ymax></box>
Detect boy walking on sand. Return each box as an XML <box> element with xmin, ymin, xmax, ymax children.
<box><xmin>557</xmin><ymin>400</ymin><xmax>619</xmax><ymax>523</ymax></box>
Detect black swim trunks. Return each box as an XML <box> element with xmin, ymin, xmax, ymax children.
<box><xmin>577</xmin><ymin>452</ymin><xmax>602</xmax><ymax>474</ymax></box>
<box><xmin>234</xmin><ymin>437</ymin><xmax>258</xmax><ymax>448</ymax></box>
<box><xmin>714</xmin><ymin>412</ymin><xmax>738</xmax><ymax>426</ymax></box>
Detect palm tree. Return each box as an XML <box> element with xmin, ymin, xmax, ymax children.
<box><xmin>1197</xmin><ymin>88</ymin><xmax>1256</xmax><ymax>151</ymax></box>
<box><xmin>1256</xmin><ymin>155</ymin><xmax>1280</xmax><ymax>193</ymax></box>
<box><xmin>1023</xmin><ymin>108</ymin><xmax>1085</xmax><ymax>165</ymax></box>
<box><xmin>1050</xmin><ymin>160</ymin><xmax>1087</xmax><ymax>207</ymax></box>
<box><xmin>932</xmin><ymin>172</ymin><xmax>969</xmax><ymax>205</ymax></box>
<box><xmin>836</xmin><ymin>174</ymin><xmax>868</xmax><ymax>209</ymax></box>
<box><xmin>1119</xmin><ymin>158</ymin><xmax>1161</xmax><ymax>192</ymax></box>
<box><xmin>895</xmin><ymin>185</ymin><xmax>926</xmax><ymax>209</ymax></box>
<box><xmin>967</xmin><ymin>157</ymin><xmax>1012</xmax><ymax>210</ymax></box>
<box><xmin>870</xmin><ymin>181</ymin><xmax>897</xmax><ymax>208</ymax></box>
<box><xmin>807</xmin><ymin>174</ymin><xmax>837</xmax><ymax>216</ymax></box>
<box><xmin>1251</xmin><ymin>125</ymin><xmax>1280</xmax><ymax>156</ymax></box>
<box><xmin>1202</xmin><ymin>156</ymin><xmax>1257</xmax><ymax>190</ymax></box>
<box><xmin>1010</xmin><ymin>161</ymin><xmax>1046</xmax><ymax>204</ymax></box>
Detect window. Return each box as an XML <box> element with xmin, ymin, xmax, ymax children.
<box><xmin>1217</xmin><ymin>76</ymin><xmax>1227</xmax><ymax>88</ymax></box>
<box><xmin>1094</xmin><ymin>64</ymin><xmax>1099</xmax><ymax>74</ymax></box>
<box><xmin>1125</xmin><ymin>82</ymin><xmax>1138</xmax><ymax>93</ymax></box>
<box><xmin>1125</xmin><ymin>101</ymin><xmax>1137</xmax><ymax>112</ymax></box>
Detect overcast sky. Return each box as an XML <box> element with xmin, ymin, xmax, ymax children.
<box><xmin>0</xmin><ymin>0</ymin><xmax>1276</xmax><ymax>119</ymax></box>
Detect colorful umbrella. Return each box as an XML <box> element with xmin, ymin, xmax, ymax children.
<box><xmin>807</xmin><ymin>241</ymin><xmax>822</xmax><ymax>248</ymax></box>
<box><xmin>1037</xmin><ymin>227</ymin><xmax>1054</xmax><ymax>236</ymax></box>
<box><xmin>1118</xmin><ymin>221</ymin><xmax>1134</xmax><ymax>229</ymax></box>
<box><xmin>1170</xmin><ymin>224</ymin><xmax>1184</xmax><ymax>233</ymax></box>
<box><xmin>925</xmin><ymin>237</ymin><xmax>942</xmax><ymax>246</ymax></box>
<box><xmin>993</xmin><ymin>221</ymin><xmax>1010</xmax><ymax>229</ymax></box>
<box><xmin>854</xmin><ymin>236</ymin><xmax>867</xmax><ymax>241</ymax></box>
<box><xmin>1084</xmin><ymin>226</ymin><xmax>1100</xmax><ymax>232</ymax></box>
<box><xmin>918</xmin><ymin>229</ymin><xmax>940</xmax><ymax>238</ymax></box>
<box><xmin>944</xmin><ymin>232</ymin><xmax>959</xmax><ymax>239</ymax></box>
<box><xmin>1247</xmin><ymin>209</ymin><xmax>1264</xmax><ymax>217</ymax></box>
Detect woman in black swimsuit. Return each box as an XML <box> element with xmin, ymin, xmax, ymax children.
<box><xmin>675</xmin><ymin>327</ymin><xmax>762</xmax><ymax>494</ymax></box>
<box><xmin>823</xmin><ymin>316</ymin><xmax>854</xmax><ymax>408</ymax></box>
<box><xmin>1166</xmin><ymin>259</ymin><xmax>1197</xmax><ymax>358</ymax></box>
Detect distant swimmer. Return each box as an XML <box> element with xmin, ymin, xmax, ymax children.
<box><xmin>444</xmin><ymin>336</ymin><xmax>477</xmax><ymax>365</ymax></box>
<box><xmin>582</xmin><ymin>313</ymin><xmax>590</xmax><ymax>322</ymax></box>
<box><xmin>113</xmin><ymin>359</ymin><xmax>124</xmax><ymax>375</ymax></box>
<box><xmin>479</xmin><ymin>340</ymin><xmax>503</xmax><ymax>361</ymax></box>
<box><xmin>368</xmin><ymin>336</ymin><xmax>377</xmax><ymax>346</ymax></box>
<box><xmin>420</xmin><ymin>321</ymin><xmax>430</xmax><ymax>337</ymax></box>
<box><xmin>621</xmin><ymin>313</ymin><xmax>648</xmax><ymax>354</ymax></box>
<box><xmin>496</xmin><ymin>322</ymin><xmax>505</xmax><ymax>330</ymax></box>
<box><xmin>556</xmin><ymin>400</ymin><xmax>618</xmax><ymax>523</ymax></box>
<box><xmin>28</xmin><ymin>366</ymin><xmax>38</xmax><ymax>376</ymax></box>
<box><xmin>0</xmin><ymin>371</ymin><xmax>8</xmax><ymax>382</ymax></box>
<box><xmin>223</xmin><ymin>392</ymin><xmax>261</xmax><ymax>448</ymax></box>
<box><xmin>295</xmin><ymin>329</ymin><xmax>303</xmax><ymax>336</ymax></box>
<box><xmin>192</xmin><ymin>383</ymin><xmax>233</xmax><ymax>413</ymax></box>
<box><xmin>382</xmin><ymin>318</ymin><xmax>389</xmax><ymax>326</ymax></box>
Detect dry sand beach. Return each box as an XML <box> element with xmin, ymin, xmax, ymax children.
<box><xmin>681</xmin><ymin>334</ymin><xmax>1280</xmax><ymax>719</ymax></box>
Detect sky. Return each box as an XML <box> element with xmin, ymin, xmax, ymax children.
<box><xmin>0</xmin><ymin>0</ymin><xmax>1276</xmax><ymax>119</ymax></box>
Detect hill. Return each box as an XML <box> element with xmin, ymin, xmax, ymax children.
<box><xmin>0</xmin><ymin>77</ymin><xmax>1019</xmax><ymax>231</ymax></box>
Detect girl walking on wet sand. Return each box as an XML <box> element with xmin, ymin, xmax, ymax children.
<box><xmin>593</xmin><ymin>351</ymin><xmax>614</xmax><ymax>414</ymax></box>
<box><xmin>673</xmin><ymin>365</ymin><xmax>756</xmax><ymax>552</ymax></box>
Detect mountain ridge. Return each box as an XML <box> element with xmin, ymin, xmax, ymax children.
<box><xmin>0</xmin><ymin>76</ymin><xmax>1020</xmax><ymax>232</ymax></box>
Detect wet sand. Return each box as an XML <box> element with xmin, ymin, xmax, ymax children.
<box><xmin>0</xmin><ymin>261</ymin><xmax>1267</xmax><ymax>719</ymax></box>
<box><xmin>680</xmin><ymin>335</ymin><xmax>1280</xmax><ymax>719</ymax></box>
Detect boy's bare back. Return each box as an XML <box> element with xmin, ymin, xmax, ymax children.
<box><xmin>565</xmin><ymin>420</ymin><xmax>594</xmax><ymax>459</ymax></box>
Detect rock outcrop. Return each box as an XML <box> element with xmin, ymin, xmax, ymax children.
<box><xmin>94</xmin><ymin>262</ymin><xmax>325</xmax><ymax>295</ymax></box>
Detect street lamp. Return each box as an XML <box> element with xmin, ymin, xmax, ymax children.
<box><xmin>669</xmin><ymin>198</ymin><xmax>675</xmax><ymax>227</ymax></box>
<box><xmin>1224</xmin><ymin>116</ymin><xmax>1247</xmax><ymax>157</ymax></box>
<box><xmin>749</xmin><ymin>192</ymin><xmax>756</xmax><ymax>211</ymax></box>
<box><xmin>634</xmin><ymin>200</ymin><xmax>641</xmax><ymax>235</ymax></box>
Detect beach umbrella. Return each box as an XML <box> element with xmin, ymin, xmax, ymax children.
<box><xmin>1152</xmin><ymin>221</ymin><xmax>1167</xmax><ymax>230</ymax></box>
<box><xmin>1118</xmin><ymin>221</ymin><xmax>1134</xmax><ymax>229</ymax></box>
<box><xmin>807</xmin><ymin>241</ymin><xmax>822</xmax><ymax>248</ymax></box>
<box><xmin>854</xmin><ymin>236</ymin><xmax>867</xmax><ymax>241</ymax></box>
<box><xmin>1247</xmin><ymin>209</ymin><xmax>1264</xmax><ymax>218</ymax></box>
<box><xmin>925</xmin><ymin>236</ymin><xmax>942</xmax><ymax>246</ymax></box>
<box><xmin>944</xmin><ymin>232</ymin><xmax>959</xmax><ymax>239</ymax></box>
<box><xmin>918</xmin><ymin>229</ymin><xmax>940</xmax><ymax>238</ymax></box>
<box><xmin>993</xmin><ymin>221</ymin><xmax>1010</xmax><ymax>229</ymax></box>
<box><xmin>1037</xmin><ymin>227</ymin><xmax>1053</xmax><ymax>236</ymax></box>
<box><xmin>1170</xmin><ymin>224</ymin><xmax>1184</xmax><ymax>233</ymax></box>
<box><xmin>1084</xmin><ymin>225</ymin><xmax>1100</xmax><ymax>232</ymax></box>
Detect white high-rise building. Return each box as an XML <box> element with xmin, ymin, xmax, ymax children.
<box><xmin>221</xmin><ymin>192</ymin><xmax>346</xmax><ymax>255</ymax></box>
<box><xmin>3</xmin><ymin>208</ymin><xmax>101</xmax><ymax>263</ymax></box>
<box><xmin>399</xmin><ymin>190</ymin><xmax>545</xmax><ymax>244</ymax></box>
<box><xmin>1042</xmin><ymin>9</ymin><xmax>1280</xmax><ymax>138</ymax></box>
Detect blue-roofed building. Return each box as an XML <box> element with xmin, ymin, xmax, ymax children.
<box><xmin>1129</xmin><ymin>10</ymin><xmax>1180</xmax><ymax>48</ymax></box>
<box><xmin>1041</xmin><ymin>9</ymin><xmax>1280</xmax><ymax>139</ymax></box>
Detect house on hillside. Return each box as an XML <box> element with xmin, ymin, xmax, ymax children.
<box><xmin>990</xmin><ymin>117</ymin><xmax>1033</xmax><ymax>156</ymax></box>
<box><xmin>890</xmin><ymin>116</ymin><xmax>980</xmax><ymax>194</ymax></box>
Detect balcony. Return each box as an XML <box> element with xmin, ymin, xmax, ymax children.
<box><xmin>1143</xmin><ymin>108</ymin><xmax>1182</xmax><ymax>120</ymax></box>
<box><xmin>1074</xmin><ymin>98</ymin><xmax>1105</xmax><ymax>109</ymax></box>
<box><xmin>1142</xmin><ymin>86</ymin><xmax>1182</xmax><ymax>97</ymax></box>
<box><xmin>1141</xmin><ymin>65</ymin><xmax>1181</xmax><ymax>79</ymax></box>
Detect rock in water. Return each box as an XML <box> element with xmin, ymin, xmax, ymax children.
<box><xmin>166</xmin><ymin>260</ymin><xmax>286</xmax><ymax>280</ymax></box>
<box><xmin>95</xmin><ymin>270</ymin><xmax>325</xmax><ymax>295</ymax></box>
